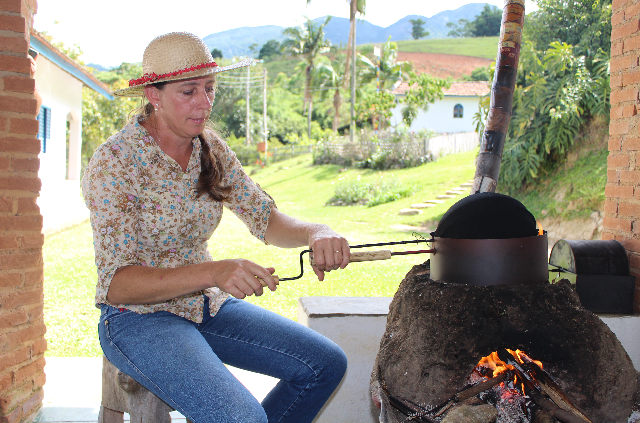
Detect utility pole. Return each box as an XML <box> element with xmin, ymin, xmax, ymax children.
<box><xmin>246</xmin><ymin>64</ymin><xmax>251</xmax><ymax>145</ymax></box>
<box><xmin>263</xmin><ymin>68</ymin><xmax>268</xmax><ymax>164</ymax></box>
<box><xmin>350</xmin><ymin>20</ymin><xmax>357</xmax><ymax>142</ymax></box>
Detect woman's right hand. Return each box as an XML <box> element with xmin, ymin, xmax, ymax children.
<box><xmin>208</xmin><ymin>259</ymin><xmax>277</xmax><ymax>299</ymax></box>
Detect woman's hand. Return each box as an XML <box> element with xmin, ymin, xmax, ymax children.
<box><xmin>308</xmin><ymin>225</ymin><xmax>350</xmax><ymax>281</ymax></box>
<box><xmin>208</xmin><ymin>259</ymin><xmax>277</xmax><ymax>299</ymax></box>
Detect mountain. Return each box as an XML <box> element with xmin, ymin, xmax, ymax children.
<box><xmin>203</xmin><ymin>3</ymin><xmax>489</xmax><ymax>59</ymax></box>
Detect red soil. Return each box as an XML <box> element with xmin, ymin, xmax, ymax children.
<box><xmin>397</xmin><ymin>52</ymin><xmax>493</xmax><ymax>80</ymax></box>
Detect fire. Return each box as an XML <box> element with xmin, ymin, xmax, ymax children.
<box><xmin>537</xmin><ymin>221</ymin><xmax>544</xmax><ymax>236</ymax></box>
<box><xmin>474</xmin><ymin>349</ymin><xmax>543</xmax><ymax>393</ymax></box>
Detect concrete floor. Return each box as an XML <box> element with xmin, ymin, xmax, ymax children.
<box><xmin>33</xmin><ymin>357</ymin><xmax>278</xmax><ymax>422</ymax></box>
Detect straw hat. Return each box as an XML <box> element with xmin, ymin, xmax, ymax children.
<box><xmin>114</xmin><ymin>32</ymin><xmax>252</xmax><ymax>97</ymax></box>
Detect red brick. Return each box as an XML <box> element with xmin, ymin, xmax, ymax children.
<box><xmin>0</xmin><ymin>372</ymin><xmax>12</xmax><ymax>394</ymax></box>
<box><xmin>624</xmin><ymin>34</ymin><xmax>640</xmax><ymax>52</ymax></box>
<box><xmin>0</xmin><ymin>138</ymin><xmax>40</xmax><ymax>154</ymax></box>
<box><xmin>614</xmin><ymin>0</ymin><xmax>635</xmax><ymax>10</ymax></box>
<box><xmin>0</xmin><ymin>404</ymin><xmax>22</xmax><ymax>423</ymax></box>
<box><xmin>0</xmin><ymin>198</ymin><xmax>12</xmax><ymax>213</ymax></box>
<box><xmin>0</xmin><ymin>287</ymin><xmax>42</xmax><ymax>310</ymax></box>
<box><xmin>601</xmin><ymin>231</ymin><xmax>616</xmax><ymax>241</ymax></box>
<box><xmin>0</xmin><ymin>15</ymin><xmax>26</xmax><ymax>33</ymax></box>
<box><xmin>26</xmin><ymin>305</ymin><xmax>42</xmax><ymax>323</ymax></box>
<box><xmin>619</xmin><ymin>202</ymin><xmax>640</xmax><ymax>216</ymax></box>
<box><xmin>11</xmin><ymin>158</ymin><xmax>38</xmax><ymax>172</ymax></box>
<box><xmin>624</xmin><ymin>104</ymin><xmax>638</xmax><ymax>117</ymax></box>
<box><xmin>612</xmin><ymin>18</ymin><xmax>640</xmax><ymax>40</ymax></box>
<box><xmin>611</xmin><ymin>87</ymin><xmax>639</xmax><ymax>103</ymax></box>
<box><xmin>608</xmin><ymin>152</ymin><xmax>630</xmax><ymax>167</ymax></box>
<box><xmin>623</xmin><ymin>70</ymin><xmax>640</xmax><ymax>85</ymax></box>
<box><xmin>0</xmin><ymin>36</ymin><xmax>27</xmax><ymax>54</ymax></box>
<box><xmin>0</xmin><ymin>55</ymin><xmax>29</xmax><ymax>74</ymax></box>
<box><xmin>14</xmin><ymin>356</ymin><xmax>44</xmax><ymax>383</ymax></box>
<box><xmin>30</xmin><ymin>338</ymin><xmax>46</xmax><ymax>357</ymax></box>
<box><xmin>0</xmin><ymin>0</ymin><xmax>22</xmax><ymax>13</ymax></box>
<box><xmin>606</xmin><ymin>184</ymin><xmax>635</xmax><ymax>198</ymax></box>
<box><xmin>0</xmin><ymin>215</ymin><xmax>41</xmax><ymax>232</ymax></box>
<box><xmin>20</xmin><ymin>388</ymin><xmax>43</xmax><ymax>419</ymax></box>
<box><xmin>16</xmin><ymin>197</ymin><xmax>38</xmax><ymax>214</ymax></box>
<box><xmin>610</xmin><ymin>120</ymin><xmax>631</xmax><ymax>135</ymax></box>
<box><xmin>613</xmin><ymin>41</ymin><xmax>624</xmax><ymax>57</ymax></box>
<box><xmin>0</xmin><ymin>273</ymin><xmax>20</xmax><ymax>289</ymax></box>
<box><xmin>0</xmin><ymin>116</ymin><xmax>6</xmax><ymax>132</ymax></box>
<box><xmin>0</xmin><ymin>310</ymin><xmax>28</xmax><ymax>329</ymax></box>
<box><xmin>0</xmin><ymin>177</ymin><xmax>41</xmax><ymax>192</ymax></box>
<box><xmin>610</xmin><ymin>136</ymin><xmax>623</xmax><ymax>151</ymax></box>
<box><xmin>611</xmin><ymin>74</ymin><xmax>623</xmax><ymax>88</ymax></box>
<box><xmin>0</xmin><ymin>157</ymin><xmax>10</xmax><ymax>172</ymax></box>
<box><xmin>603</xmin><ymin>215</ymin><xmax>633</xmax><ymax>232</ymax></box>
<box><xmin>620</xmin><ymin>170</ymin><xmax>640</xmax><ymax>182</ymax></box>
<box><xmin>608</xmin><ymin>169</ymin><xmax>620</xmax><ymax>183</ymax></box>
<box><xmin>0</xmin><ymin>383</ymin><xmax>34</xmax><ymax>415</ymax></box>
<box><xmin>613</xmin><ymin>10</ymin><xmax>625</xmax><ymax>27</ymax></box>
<box><xmin>0</xmin><ymin>96</ymin><xmax>36</xmax><ymax>115</ymax></box>
<box><xmin>0</xmin><ymin>347</ymin><xmax>29</xmax><ymax>371</ymax></box>
<box><xmin>8</xmin><ymin>117</ymin><xmax>38</xmax><ymax>134</ymax></box>
<box><xmin>0</xmin><ymin>251</ymin><xmax>42</xmax><ymax>271</ymax></box>
<box><xmin>33</xmin><ymin>372</ymin><xmax>45</xmax><ymax>391</ymax></box>
<box><xmin>618</xmin><ymin>237</ymin><xmax>640</xmax><ymax>253</ymax></box>
<box><xmin>630</xmin><ymin>253</ymin><xmax>640</xmax><ymax>269</ymax></box>
<box><xmin>23</xmin><ymin>270</ymin><xmax>41</xmax><ymax>287</ymax></box>
<box><xmin>626</xmin><ymin>3</ymin><xmax>640</xmax><ymax>19</ymax></box>
<box><xmin>611</xmin><ymin>105</ymin><xmax>624</xmax><ymax>120</ymax></box>
<box><xmin>2</xmin><ymin>321</ymin><xmax>46</xmax><ymax>350</ymax></box>
<box><xmin>605</xmin><ymin>199</ymin><xmax>619</xmax><ymax>214</ymax></box>
<box><xmin>2</xmin><ymin>77</ymin><xmax>34</xmax><ymax>94</ymax></box>
<box><xmin>19</xmin><ymin>234</ymin><xmax>42</xmax><ymax>249</ymax></box>
<box><xmin>0</xmin><ymin>235</ymin><xmax>19</xmax><ymax>250</ymax></box>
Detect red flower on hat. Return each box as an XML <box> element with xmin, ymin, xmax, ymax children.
<box><xmin>128</xmin><ymin>62</ymin><xmax>218</xmax><ymax>87</ymax></box>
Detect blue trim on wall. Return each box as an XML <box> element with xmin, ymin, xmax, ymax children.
<box><xmin>30</xmin><ymin>37</ymin><xmax>113</xmax><ymax>100</ymax></box>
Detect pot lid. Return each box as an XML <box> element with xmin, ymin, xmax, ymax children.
<box><xmin>434</xmin><ymin>192</ymin><xmax>538</xmax><ymax>239</ymax></box>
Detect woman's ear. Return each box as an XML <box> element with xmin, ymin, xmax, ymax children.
<box><xmin>144</xmin><ymin>85</ymin><xmax>160</xmax><ymax>106</ymax></box>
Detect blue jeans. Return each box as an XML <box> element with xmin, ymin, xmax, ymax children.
<box><xmin>98</xmin><ymin>297</ymin><xmax>347</xmax><ymax>423</ymax></box>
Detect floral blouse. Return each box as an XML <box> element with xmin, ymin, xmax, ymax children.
<box><xmin>82</xmin><ymin>116</ymin><xmax>275</xmax><ymax>323</ymax></box>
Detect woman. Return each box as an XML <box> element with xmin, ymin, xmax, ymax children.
<box><xmin>82</xmin><ymin>32</ymin><xmax>349</xmax><ymax>423</ymax></box>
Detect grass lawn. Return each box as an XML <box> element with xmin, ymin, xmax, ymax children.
<box><xmin>43</xmin><ymin>149</ymin><xmax>477</xmax><ymax>356</ymax></box>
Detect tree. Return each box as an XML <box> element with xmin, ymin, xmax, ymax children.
<box><xmin>356</xmin><ymin>90</ymin><xmax>396</xmax><ymax>128</ymax></box>
<box><xmin>401</xmin><ymin>74</ymin><xmax>450</xmax><ymax>127</ymax></box>
<box><xmin>258</xmin><ymin>40</ymin><xmax>281</xmax><ymax>60</ymax></box>
<box><xmin>525</xmin><ymin>0</ymin><xmax>612</xmax><ymax>56</ymax></box>
<box><xmin>409</xmin><ymin>18</ymin><xmax>429</xmax><ymax>40</ymax></box>
<box><xmin>315</xmin><ymin>49</ymin><xmax>348</xmax><ymax>132</ymax></box>
<box><xmin>358</xmin><ymin>38</ymin><xmax>412</xmax><ymax>91</ymax></box>
<box><xmin>211</xmin><ymin>48</ymin><xmax>223</xmax><ymax>59</ymax></box>
<box><xmin>248</xmin><ymin>43</ymin><xmax>259</xmax><ymax>57</ymax></box>
<box><xmin>282</xmin><ymin>16</ymin><xmax>332</xmax><ymax>138</ymax></box>
<box><xmin>446</xmin><ymin>5</ymin><xmax>501</xmax><ymax>38</ymax></box>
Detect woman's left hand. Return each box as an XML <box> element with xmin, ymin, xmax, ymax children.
<box><xmin>309</xmin><ymin>225</ymin><xmax>350</xmax><ymax>281</ymax></box>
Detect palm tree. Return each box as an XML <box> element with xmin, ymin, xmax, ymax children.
<box><xmin>358</xmin><ymin>38</ymin><xmax>412</xmax><ymax>90</ymax></box>
<box><xmin>315</xmin><ymin>47</ymin><xmax>347</xmax><ymax>132</ymax></box>
<box><xmin>282</xmin><ymin>16</ymin><xmax>333</xmax><ymax>121</ymax></box>
<box><xmin>307</xmin><ymin>0</ymin><xmax>365</xmax><ymax>140</ymax></box>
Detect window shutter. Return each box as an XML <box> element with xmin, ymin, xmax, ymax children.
<box><xmin>37</xmin><ymin>106</ymin><xmax>51</xmax><ymax>153</ymax></box>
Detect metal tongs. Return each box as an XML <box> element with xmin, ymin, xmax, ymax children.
<box><xmin>270</xmin><ymin>236</ymin><xmax>434</xmax><ymax>283</ymax></box>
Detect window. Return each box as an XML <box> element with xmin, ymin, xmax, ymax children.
<box><xmin>37</xmin><ymin>106</ymin><xmax>51</xmax><ymax>153</ymax></box>
<box><xmin>453</xmin><ymin>104</ymin><xmax>463</xmax><ymax>118</ymax></box>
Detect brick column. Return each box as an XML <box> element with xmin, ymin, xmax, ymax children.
<box><xmin>607</xmin><ymin>0</ymin><xmax>640</xmax><ymax>313</ymax></box>
<box><xmin>0</xmin><ymin>0</ymin><xmax>47</xmax><ymax>422</ymax></box>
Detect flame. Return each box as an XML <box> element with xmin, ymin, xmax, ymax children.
<box><xmin>537</xmin><ymin>221</ymin><xmax>544</xmax><ymax>235</ymax></box>
<box><xmin>473</xmin><ymin>349</ymin><xmax>543</xmax><ymax>394</ymax></box>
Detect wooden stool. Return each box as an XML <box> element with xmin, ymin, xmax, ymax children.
<box><xmin>98</xmin><ymin>355</ymin><xmax>193</xmax><ymax>423</ymax></box>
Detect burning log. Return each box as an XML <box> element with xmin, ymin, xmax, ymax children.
<box><xmin>497</xmin><ymin>349</ymin><xmax>593</xmax><ymax>423</ymax></box>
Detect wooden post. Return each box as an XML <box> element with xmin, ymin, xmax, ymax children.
<box><xmin>245</xmin><ymin>64</ymin><xmax>251</xmax><ymax>145</ymax></box>
<box><xmin>471</xmin><ymin>0</ymin><xmax>525</xmax><ymax>194</ymax></box>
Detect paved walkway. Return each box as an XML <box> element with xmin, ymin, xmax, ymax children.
<box><xmin>33</xmin><ymin>357</ymin><xmax>278</xmax><ymax>422</ymax></box>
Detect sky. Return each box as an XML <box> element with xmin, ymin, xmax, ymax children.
<box><xmin>33</xmin><ymin>0</ymin><xmax>538</xmax><ymax>68</ymax></box>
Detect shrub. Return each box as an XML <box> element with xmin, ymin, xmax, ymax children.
<box><xmin>327</xmin><ymin>176</ymin><xmax>418</xmax><ymax>207</ymax></box>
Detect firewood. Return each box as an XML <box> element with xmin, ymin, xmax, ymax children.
<box><xmin>432</xmin><ymin>371</ymin><xmax>512</xmax><ymax>417</ymax></box>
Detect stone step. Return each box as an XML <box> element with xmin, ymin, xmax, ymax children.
<box><xmin>399</xmin><ymin>208</ymin><xmax>422</xmax><ymax>216</ymax></box>
<box><xmin>445</xmin><ymin>190</ymin><xmax>464</xmax><ymax>195</ymax></box>
<box><xmin>423</xmin><ymin>199</ymin><xmax>445</xmax><ymax>204</ymax></box>
<box><xmin>436</xmin><ymin>195</ymin><xmax>456</xmax><ymax>199</ymax></box>
<box><xmin>410</xmin><ymin>203</ymin><xmax>436</xmax><ymax>209</ymax></box>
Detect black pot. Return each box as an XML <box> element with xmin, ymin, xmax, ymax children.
<box><xmin>429</xmin><ymin>192</ymin><xmax>548</xmax><ymax>286</ymax></box>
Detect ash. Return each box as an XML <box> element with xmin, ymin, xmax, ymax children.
<box><xmin>469</xmin><ymin>373</ymin><xmax>531</xmax><ymax>423</ymax></box>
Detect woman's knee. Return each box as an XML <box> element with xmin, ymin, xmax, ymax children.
<box><xmin>316</xmin><ymin>341</ymin><xmax>348</xmax><ymax>387</ymax></box>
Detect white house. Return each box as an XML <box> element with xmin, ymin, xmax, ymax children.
<box><xmin>390</xmin><ymin>81</ymin><xmax>490</xmax><ymax>133</ymax></box>
<box><xmin>30</xmin><ymin>31</ymin><xmax>112</xmax><ymax>234</ymax></box>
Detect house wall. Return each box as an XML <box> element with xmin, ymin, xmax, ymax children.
<box><xmin>390</xmin><ymin>96</ymin><xmax>480</xmax><ymax>133</ymax></box>
<box><xmin>606</xmin><ymin>0</ymin><xmax>640</xmax><ymax>313</ymax></box>
<box><xmin>34</xmin><ymin>55</ymin><xmax>83</xmax><ymax>182</ymax></box>
<box><xmin>0</xmin><ymin>0</ymin><xmax>48</xmax><ymax>422</ymax></box>
<box><xmin>33</xmin><ymin>55</ymin><xmax>87</xmax><ymax>234</ymax></box>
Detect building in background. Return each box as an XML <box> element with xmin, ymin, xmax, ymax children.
<box><xmin>30</xmin><ymin>30</ymin><xmax>112</xmax><ymax>234</ymax></box>
<box><xmin>390</xmin><ymin>81</ymin><xmax>489</xmax><ymax>133</ymax></box>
